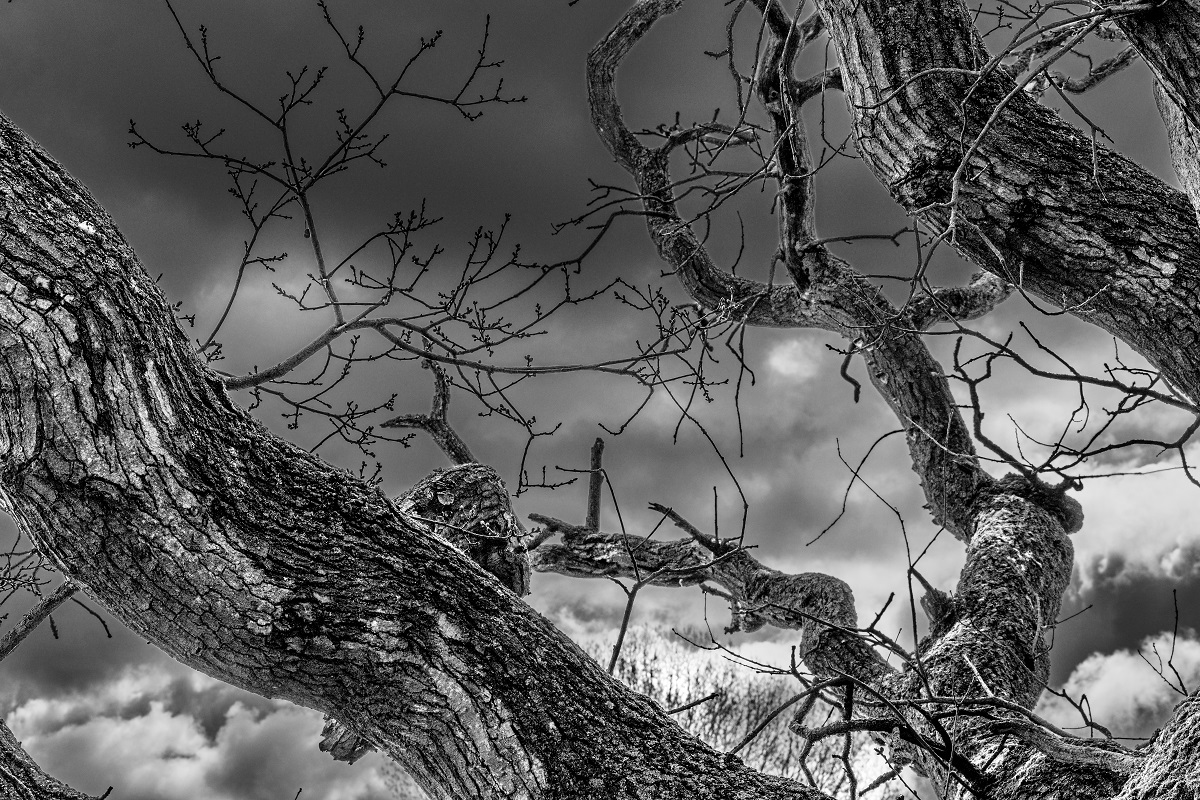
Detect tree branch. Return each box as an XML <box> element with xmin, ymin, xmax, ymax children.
<box><xmin>0</xmin><ymin>581</ymin><xmax>77</xmax><ymax>662</ymax></box>
<box><xmin>580</xmin><ymin>5</ymin><xmax>1133</xmax><ymax>796</ymax></box>
<box><xmin>587</xmin><ymin>0</ymin><xmax>995</xmax><ymax>540</ymax></box>
<box><xmin>529</xmin><ymin>510</ymin><xmax>893</xmax><ymax>686</ymax></box>
<box><xmin>0</xmin><ymin>109</ymin><xmax>824</xmax><ymax>800</ymax></box>
<box><xmin>908</xmin><ymin>271</ymin><xmax>1014</xmax><ymax>331</ymax></box>
<box><xmin>585</xmin><ymin>437</ymin><xmax>604</xmax><ymax>531</ymax></box>
<box><xmin>815</xmin><ymin>0</ymin><xmax>1200</xmax><ymax>404</ymax></box>
<box><xmin>380</xmin><ymin>360</ymin><xmax>477</xmax><ymax>465</ymax></box>
<box><xmin>1153</xmin><ymin>80</ymin><xmax>1200</xmax><ymax>227</ymax></box>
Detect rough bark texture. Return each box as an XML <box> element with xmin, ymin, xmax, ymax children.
<box><xmin>0</xmin><ymin>111</ymin><xmax>822</xmax><ymax>799</ymax></box>
<box><xmin>1113</xmin><ymin>697</ymin><xmax>1200</xmax><ymax>800</ymax></box>
<box><xmin>0</xmin><ymin>718</ymin><xmax>100</xmax><ymax>800</ymax></box>
<box><xmin>1154</xmin><ymin>81</ymin><xmax>1200</xmax><ymax>227</ymax></box>
<box><xmin>816</xmin><ymin>0</ymin><xmax>1200</xmax><ymax>403</ymax></box>
<box><xmin>1117</xmin><ymin>0</ymin><xmax>1200</xmax><ymax>133</ymax></box>
<box><xmin>534</xmin><ymin>0</ymin><xmax>1198</xmax><ymax>798</ymax></box>
<box><xmin>1120</xmin><ymin>0</ymin><xmax>1200</xmax><ymax>226</ymax></box>
<box><xmin>1</xmin><ymin>0</ymin><xmax>1200</xmax><ymax>796</ymax></box>
<box><xmin>530</xmin><ymin>512</ymin><xmax>892</xmax><ymax>685</ymax></box>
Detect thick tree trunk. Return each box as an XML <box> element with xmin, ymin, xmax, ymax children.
<box><xmin>815</xmin><ymin>0</ymin><xmax>1200</xmax><ymax>403</ymax></box>
<box><xmin>571</xmin><ymin>1</ymin><xmax>1200</xmax><ymax>798</ymax></box>
<box><xmin>0</xmin><ymin>111</ymin><xmax>821</xmax><ymax>799</ymax></box>
<box><xmin>3</xmin><ymin>0</ymin><xmax>1200</xmax><ymax>795</ymax></box>
<box><xmin>808</xmin><ymin>0</ymin><xmax>1200</xmax><ymax>793</ymax></box>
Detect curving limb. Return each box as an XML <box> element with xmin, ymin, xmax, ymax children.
<box><xmin>0</xmin><ymin>109</ymin><xmax>824</xmax><ymax>800</ymax></box>
<box><xmin>380</xmin><ymin>360</ymin><xmax>478</xmax><ymax>466</ymax></box>
<box><xmin>815</xmin><ymin>0</ymin><xmax>1200</xmax><ymax>403</ymax></box>
<box><xmin>588</xmin><ymin>0</ymin><xmax>997</xmax><ymax>541</ymax></box>
<box><xmin>3</xmin><ymin>0</ymin><xmax>1199</xmax><ymax>796</ymax></box>
<box><xmin>530</xmin><ymin>508</ymin><xmax>893</xmax><ymax>686</ymax></box>
<box><xmin>567</xmin><ymin>1</ymin><xmax>1159</xmax><ymax>796</ymax></box>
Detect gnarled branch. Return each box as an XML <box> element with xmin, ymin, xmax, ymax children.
<box><xmin>0</xmin><ymin>108</ymin><xmax>822</xmax><ymax>800</ymax></box>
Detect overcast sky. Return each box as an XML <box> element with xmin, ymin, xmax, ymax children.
<box><xmin>1</xmin><ymin>2</ymin><xmax>1198</xmax><ymax>798</ymax></box>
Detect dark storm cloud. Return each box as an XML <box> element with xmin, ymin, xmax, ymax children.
<box><xmin>159</xmin><ymin>675</ymin><xmax>278</xmax><ymax>741</ymax></box>
<box><xmin>1053</xmin><ymin>565</ymin><xmax>1200</xmax><ymax>684</ymax></box>
<box><xmin>0</xmin><ymin>567</ymin><xmax>164</xmax><ymax>701</ymax></box>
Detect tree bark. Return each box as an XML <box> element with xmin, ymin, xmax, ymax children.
<box><xmin>3</xmin><ymin>0</ymin><xmax>1200</xmax><ymax>795</ymax></box>
<box><xmin>815</xmin><ymin>0</ymin><xmax>1200</xmax><ymax>403</ymax></box>
<box><xmin>1117</xmin><ymin>0</ymin><xmax>1200</xmax><ymax>225</ymax></box>
<box><xmin>0</xmin><ymin>111</ymin><xmax>821</xmax><ymax>799</ymax></box>
<box><xmin>1113</xmin><ymin>697</ymin><xmax>1200</xmax><ymax>800</ymax></box>
<box><xmin>0</xmin><ymin>718</ymin><xmax>101</xmax><ymax>800</ymax></box>
<box><xmin>563</xmin><ymin>0</ymin><xmax>1200</xmax><ymax>797</ymax></box>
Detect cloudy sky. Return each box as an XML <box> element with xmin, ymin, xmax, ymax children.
<box><xmin>1</xmin><ymin>1</ymin><xmax>1198</xmax><ymax>797</ymax></box>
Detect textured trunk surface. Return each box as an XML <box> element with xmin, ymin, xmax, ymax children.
<box><xmin>0</xmin><ymin>111</ymin><xmax>822</xmax><ymax>799</ymax></box>
<box><xmin>2</xmin><ymin>0</ymin><xmax>1200</xmax><ymax>796</ymax></box>
<box><xmin>816</xmin><ymin>0</ymin><xmax>1200</xmax><ymax>403</ymax></box>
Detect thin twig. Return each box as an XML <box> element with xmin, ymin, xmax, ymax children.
<box><xmin>0</xmin><ymin>582</ymin><xmax>78</xmax><ymax>661</ymax></box>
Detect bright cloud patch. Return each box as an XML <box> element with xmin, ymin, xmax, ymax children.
<box><xmin>765</xmin><ymin>337</ymin><xmax>822</xmax><ymax>382</ymax></box>
<box><xmin>8</xmin><ymin>664</ymin><xmax>392</xmax><ymax>800</ymax></box>
<box><xmin>1035</xmin><ymin>631</ymin><xmax>1200</xmax><ymax>739</ymax></box>
<box><xmin>1071</xmin><ymin>458</ymin><xmax>1200</xmax><ymax>592</ymax></box>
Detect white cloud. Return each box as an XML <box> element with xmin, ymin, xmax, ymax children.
<box><xmin>765</xmin><ymin>336</ymin><xmax>823</xmax><ymax>382</ymax></box>
<box><xmin>572</xmin><ymin>627</ymin><xmax>902</xmax><ymax>795</ymax></box>
<box><xmin>7</xmin><ymin>663</ymin><xmax>184</xmax><ymax>730</ymax></box>
<box><xmin>1070</xmin><ymin>454</ymin><xmax>1200</xmax><ymax>592</ymax></box>
<box><xmin>1035</xmin><ymin>631</ymin><xmax>1200</xmax><ymax>739</ymax></box>
<box><xmin>8</xmin><ymin>664</ymin><xmax>391</xmax><ymax>800</ymax></box>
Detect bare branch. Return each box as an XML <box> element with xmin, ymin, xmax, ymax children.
<box><xmin>987</xmin><ymin>718</ymin><xmax>1140</xmax><ymax>774</ymax></box>
<box><xmin>380</xmin><ymin>361</ymin><xmax>476</xmax><ymax>465</ymax></box>
<box><xmin>0</xmin><ymin>581</ymin><xmax>77</xmax><ymax>662</ymax></box>
<box><xmin>585</xmin><ymin>437</ymin><xmax>605</xmax><ymax>531</ymax></box>
<box><xmin>529</xmin><ymin>511</ymin><xmax>893</xmax><ymax>685</ymax></box>
<box><xmin>908</xmin><ymin>271</ymin><xmax>1014</xmax><ymax>331</ymax></box>
<box><xmin>586</xmin><ymin>0</ymin><xmax>993</xmax><ymax>540</ymax></box>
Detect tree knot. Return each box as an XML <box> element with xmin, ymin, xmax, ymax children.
<box><xmin>977</xmin><ymin>473</ymin><xmax>1084</xmax><ymax>534</ymax></box>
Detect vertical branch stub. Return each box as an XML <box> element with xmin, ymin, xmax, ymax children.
<box><xmin>586</xmin><ymin>437</ymin><xmax>605</xmax><ymax>531</ymax></box>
